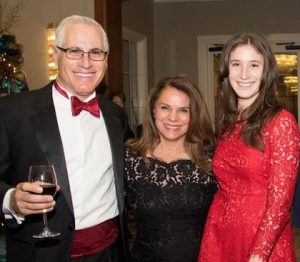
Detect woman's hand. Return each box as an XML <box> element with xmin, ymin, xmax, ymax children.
<box><xmin>249</xmin><ymin>255</ymin><xmax>263</xmax><ymax>262</ymax></box>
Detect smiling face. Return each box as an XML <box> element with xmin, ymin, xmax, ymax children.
<box><xmin>228</xmin><ymin>44</ymin><xmax>264</xmax><ymax>110</ymax></box>
<box><xmin>54</xmin><ymin>22</ymin><xmax>107</xmax><ymax>100</ymax></box>
<box><xmin>154</xmin><ymin>86</ymin><xmax>190</xmax><ymax>144</ymax></box>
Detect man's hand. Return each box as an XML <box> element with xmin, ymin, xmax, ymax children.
<box><xmin>11</xmin><ymin>182</ymin><xmax>56</xmax><ymax>216</ymax></box>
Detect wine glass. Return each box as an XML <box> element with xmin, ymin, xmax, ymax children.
<box><xmin>28</xmin><ymin>165</ymin><xmax>60</xmax><ymax>238</ymax></box>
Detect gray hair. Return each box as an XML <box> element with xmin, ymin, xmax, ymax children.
<box><xmin>55</xmin><ymin>15</ymin><xmax>109</xmax><ymax>52</ymax></box>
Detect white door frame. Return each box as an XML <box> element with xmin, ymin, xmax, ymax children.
<box><xmin>197</xmin><ymin>35</ymin><xmax>230</xmax><ymax>122</ymax></box>
<box><xmin>122</xmin><ymin>27</ymin><xmax>148</xmax><ymax>124</ymax></box>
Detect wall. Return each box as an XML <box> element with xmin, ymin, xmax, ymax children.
<box><xmin>153</xmin><ymin>0</ymin><xmax>300</xmax><ymax>84</ymax></box>
<box><xmin>122</xmin><ymin>0</ymin><xmax>154</xmax><ymax>89</ymax></box>
<box><xmin>9</xmin><ymin>0</ymin><xmax>300</xmax><ymax>90</ymax></box>
<box><xmin>10</xmin><ymin>0</ymin><xmax>94</xmax><ymax>90</ymax></box>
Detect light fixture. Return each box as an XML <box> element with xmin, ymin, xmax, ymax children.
<box><xmin>284</xmin><ymin>76</ymin><xmax>298</xmax><ymax>85</ymax></box>
<box><xmin>283</xmin><ymin>76</ymin><xmax>298</xmax><ymax>93</ymax></box>
<box><xmin>47</xmin><ymin>23</ymin><xmax>58</xmax><ymax>80</ymax></box>
<box><xmin>275</xmin><ymin>54</ymin><xmax>297</xmax><ymax>69</ymax></box>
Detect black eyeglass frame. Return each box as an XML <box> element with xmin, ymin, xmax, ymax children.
<box><xmin>56</xmin><ymin>46</ymin><xmax>108</xmax><ymax>61</ymax></box>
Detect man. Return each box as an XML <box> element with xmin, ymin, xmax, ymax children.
<box><xmin>108</xmin><ymin>91</ymin><xmax>135</xmax><ymax>140</ymax></box>
<box><xmin>0</xmin><ymin>15</ymin><xmax>128</xmax><ymax>261</ymax></box>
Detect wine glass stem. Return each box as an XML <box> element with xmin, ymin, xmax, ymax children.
<box><xmin>43</xmin><ymin>211</ymin><xmax>49</xmax><ymax>229</ymax></box>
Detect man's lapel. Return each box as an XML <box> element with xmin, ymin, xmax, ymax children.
<box><xmin>30</xmin><ymin>86</ymin><xmax>74</xmax><ymax>214</ymax></box>
<box><xmin>100</xmin><ymin>99</ymin><xmax>125</xmax><ymax>213</ymax></box>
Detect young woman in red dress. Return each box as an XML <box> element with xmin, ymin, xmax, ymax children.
<box><xmin>198</xmin><ymin>32</ymin><xmax>300</xmax><ymax>262</ymax></box>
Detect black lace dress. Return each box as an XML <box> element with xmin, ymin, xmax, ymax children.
<box><xmin>125</xmin><ymin>148</ymin><xmax>218</xmax><ymax>262</ymax></box>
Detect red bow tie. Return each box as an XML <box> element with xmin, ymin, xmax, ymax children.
<box><xmin>54</xmin><ymin>81</ymin><xmax>100</xmax><ymax>118</ymax></box>
<box><xmin>71</xmin><ymin>96</ymin><xmax>100</xmax><ymax>117</ymax></box>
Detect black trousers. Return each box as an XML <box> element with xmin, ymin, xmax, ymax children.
<box><xmin>71</xmin><ymin>237</ymin><xmax>123</xmax><ymax>262</ymax></box>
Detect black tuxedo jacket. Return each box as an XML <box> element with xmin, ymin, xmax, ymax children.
<box><xmin>0</xmin><ymin>82</ymin><xmax>128</xmax><ymax>261</ymax></box>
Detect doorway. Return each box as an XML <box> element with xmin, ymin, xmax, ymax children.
<box><xmin>122</xmin><ymin>27</ymin><xmax>148</xmax><ymax>135</ymax></box>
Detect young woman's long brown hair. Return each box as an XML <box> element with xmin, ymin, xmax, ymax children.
<box><xmin>127</xmin><ymin>76</ymin><xmax>215</xmax><ymax>171</ymax></box>
<box><xmin>216</xmin><ymin>32</ymin><xmax>282</xmax><ymax>151</ymax></box>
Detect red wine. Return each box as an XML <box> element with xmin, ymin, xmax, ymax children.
<box><xmin>40</xmin><ymin>184</ymin><xmax>56</xmax><ymax>196</ymax></box>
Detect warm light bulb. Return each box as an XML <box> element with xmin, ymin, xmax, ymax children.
<box><xmin>47</xmin><ymin>23</ymin><xmax>58</xmax><ymax>80</ymax></box>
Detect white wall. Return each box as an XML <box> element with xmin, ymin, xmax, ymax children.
<box><xmin>10</xmin><ymin>0</ymin><xmax>94</xmax><ymax>90</ymax></box>
<box><xmin>153</xmin><ymin>0</ymin><xmax>300</xmax><ymax>85</ymax></box>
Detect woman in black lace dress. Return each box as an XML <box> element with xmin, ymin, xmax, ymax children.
<box><xmin>125</xmin><ymin>76</ymin><xmax>218</xmax><ymax>262</ymax></box>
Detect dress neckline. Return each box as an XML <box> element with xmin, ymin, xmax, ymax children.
<box><xmin>147</xmin><ymin>155</ymin><xmax>192</xmax><ymax>165</ymax></box>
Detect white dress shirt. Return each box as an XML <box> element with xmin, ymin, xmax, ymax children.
<box><xmin>52</xmin><ymin>84</ymin><xmax>119</xmax><ymax>229</ymax></box>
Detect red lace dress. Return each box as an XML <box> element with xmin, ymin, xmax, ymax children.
<box><xmin>198</xmin><ymin>109</ymin><xmax>300</xmax><ymax>262</ymax></box>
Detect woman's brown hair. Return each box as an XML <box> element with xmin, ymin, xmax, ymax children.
<box><xmin>127</xmin><ymin>76</ymin><xmax>215</xmax><ymax>171</ymax></box>
<box><xmin>216</xmin><ymin>32</ymin><xmax>282</xmax><ymax>151</ymax></box>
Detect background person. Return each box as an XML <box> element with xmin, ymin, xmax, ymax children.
<box><xmin>0</xmin><ymin>15</ymin><xmax>129</xmax><ymax>262</ymax></box>
<box><xmin>96</xmin><ymin>81</ymin><xmax>110</xmax><ymax>97</ymax></box>
<box><xmin>109</xmin><ymin>91</ymin><xmax>126</xmax><ymax>108</ymax></box>
<box><xmin>125</xmin><ymin>76</ymin><xmax>218</xmax><ymax>262</ymax></box>
<box><xmin>109</xmin><ymin>90</ymin><xmax>135</xmax><ymax>139</ymax></box>
<box><xmin>198</xmin><ymin>32</ymin><xmax>300</xmax><ymax>262</ymax></box>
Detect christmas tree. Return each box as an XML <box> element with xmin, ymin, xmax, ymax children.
<box><xmin>0</xmin><ymin>0</ymin><xmax>27</xmax><ymax>95</ymax></box>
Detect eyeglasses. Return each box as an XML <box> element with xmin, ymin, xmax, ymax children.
<box><xmin>56</xmin><ymin>46</ymin><xmax>108</xmax><ymax>61</ymax></box>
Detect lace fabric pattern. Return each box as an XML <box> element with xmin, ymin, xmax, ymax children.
<box><xmin>125</xmin><ymin>147</ymin><xmax>218</xmax><ymax>262</ymax></box>
<box><xmin>199</xmin><ymin>109</ymin><xmax>300</xmax><ymax>262</ymax></box>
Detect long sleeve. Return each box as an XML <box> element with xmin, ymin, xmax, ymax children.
<box><xmin>250</xmin><ymin>111</ymin><xmax>300</xmax><ymax>261</ymax></box>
